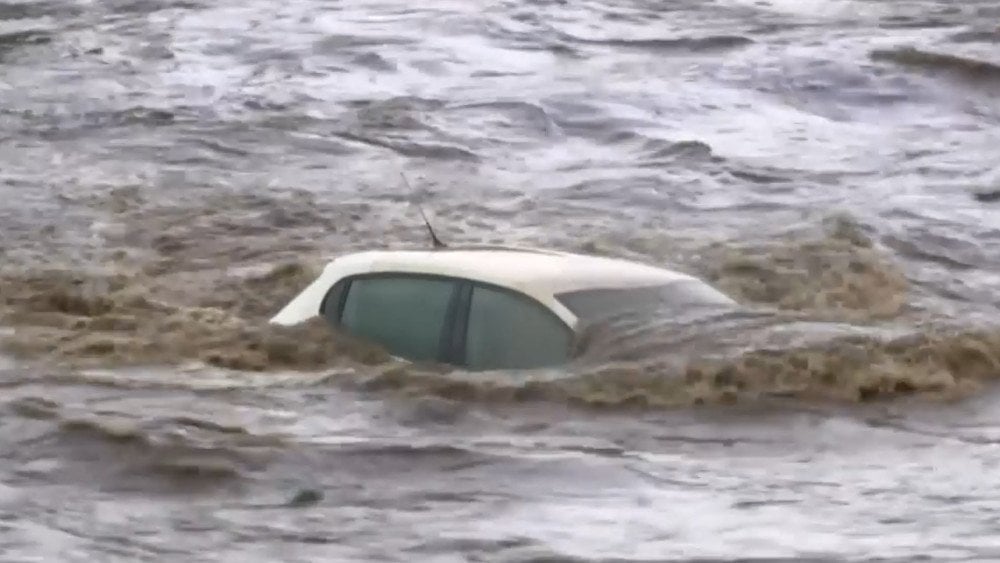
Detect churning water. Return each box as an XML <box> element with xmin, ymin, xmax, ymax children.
<box><xmin>1</xmin><ymin>0</ymin><xmax>1000</xmax><ymax>560</ymax></box>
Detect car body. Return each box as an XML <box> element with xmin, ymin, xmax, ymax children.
<box><xmin>270</xmin><ymin>245</ymin><xmax>737</xmax><ymax>371</ymax></box>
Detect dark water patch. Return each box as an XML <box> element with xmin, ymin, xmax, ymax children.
<box><xmin>883</xmin><ymin>232</ymin><xmax>982</xmax><ymax>271</ymax></box>
<box><xmin>470</xmin><ymin>69</ymin><xmax>534</xmax><ymax>78</ymax></box>
<box><xmin>499</xmin><ymin>34</ymin><xmax>580</xmax><ymax>57</ymax></box>
<box><xmin>330</xmin><ymin>442</ymin><xmax>484</xmax><ymax>460</ymax></box>
<box><xmin>350</xmin><ymin>95</ymin><xmax>447</xmax><ymax>129</ymax></box>
<box><xmin>202</xmin><ymin>36</ymin><xmax>255</xmax><ymax>58</ymax></box>
<box><xmin>242</xmin><ymin>97</ymin><xmax>291</xmax><ymax>112</ymax></box>
<box><xmin>169</xmin><ymin>415</ymin><xmax>252</xmax><ymax>435</ymax></box>
<box><xmin>870</xmin><ymin>47</ymin><xmax>1000</xmax><ymax>85</ymax></box>
<box><xmin>733</xmin><ymin>498</ymin><xmax>800</xmax><ymax>509</ymax></box>
<box><xmin>0</xmin><ymin>29</ymin><xmax>51</xmax><ymax>58</ymax></box>
<box><xmin>287</xmin><ymin>488</ymin><xmax>323</xmax><ymax>507</ymax></box>
<box><xmin>974</xmin><ymin>190</ymin><xmax>1000</xmax><ymax>203</ymax></box>
<box><xmin>405</xmin><ymin>535</ymin><xmax>540</xmax><ymax>558</ymax></box>
<box><xmin>113</xmin><ymin>107</ymin><xmax>178</xmax><ymax>125</ymax></box>
<box><xmin>137</xmin><ymin>455</ymin><xmax>245</xmax><ymax>485</ymax></box>
<box><xmin>601</xmin><ymin>10</ymin><xmax>662</xmax><ymax>24</ymax></box>
<box><xmin>541</xmin><ymin>97</ymin><xmax>605</xmax><ymax>126</ymax></box>
<box><xmin>559</xmin><ymin>33</ymin><xmax>753</xmax><ymax>52</ymax></box>
<box><xmin>728</xmin><ymin>54</ymin><xmax>932</xmax><ymax>114</ymax></box>
<box><xmin>726</xmin><ymin>167</ymin><xmax>791</xmax><ymax>185</ymax></box>
<box><xmin>643</xmin><ymin>139</ymin><xmax>715</xmax><ymax>164</ymax></box>
<box><xmin>7</xmin><ymin>396</ymin><xmax>61</xmax><ymax>420</ymax></box>
<box><xmin>444</xmin><ymin>100</ymin><xmax>561</xmax><ymax>139</ymax></box>
<box><xmin>163</xmin><ymin>127</ymin><xmax>357</xmax><ymax>167</ymax></box>
<box><xmin>300</xmin><ymin>440</ymin><xmax>500</xmax><ymax>478</ymax></box>
<box><xmin>95</xmin><ymin>0</ymin><xmax>204</xmax><ymax>15</ymax></box>
<box><xmin>0</xmin><ymin>2</ymin><xmax>59</xmax><ymax>20</ymax></box>
<box><xmin>23</xmin><ymin>106</ymin><xmax>180</xmax><ymax>140</ymax></box>
<box><xmin>333</xmin><ymin>130</ymin><xmax>479</xmax><ymax>161</ymax></box>
<box><xmin>950</xmin><ymin>29</ymin><xmax>1000</xmax><ymax>44</ymax></box>
<box><xmin>603</xmin><ymin>131</ymin><xmax>716</xmax><ymax>165</ymax></box>
<box><xmin>326</xmin><ymin>96</ymin><xmax>482</xmax><ymax>160</ymax></box>
<box><xmin>479</xmin><ymin>17</ymin><xmax>580</xmax><ymax>57</ymax></box>
<box><xmin>56</xmin><ymin>414</ymin><xmax>151</xmax><ymax>448</ymax></box>
<box><xmin>351</xmin><ymin>51</ymin><xmax>396</xmax><ymax>71</ymax></box>
<box><xmin>229</xmin><ymin>528</ymin><xmax>342</xmax><ymax>546</ymax></box>
<box><xmin>191</xmin><ymin>138</ymin><xmax>253</xmax><ymax>158</ymax></box>
<box><xmin>552</xmin><ymin>177</ymin><xmax>666</xmax><ymax>203</ymax></box>
<box><xmin>878</xmin><ymin>16</ymin><xmax>961</xmax><ymax>30</ymax></box>
<box><xmin>546</xmin><ymin>109</ymin><xmax>654</xmax><ymax>142</ymax></box>
<box><xmin>134</xmin><ymin>42</ymin><xmax>173</xmax><ymax>61</ymax></box>
<box><xmin>313</xmin><ymin>33</ymin><xmax>414</xmax><ymax>53</ymax></box>
<box><xmin>243</xmin><ymin>45</ymin><xmax>302</xmax><ymax>65</ymax></box>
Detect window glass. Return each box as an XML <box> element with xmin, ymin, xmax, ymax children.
<box><xmin>340</xmin><ymin>276</ymin><xmax>457</xmax><ymax>362</ymax></box>
<box><xmin>464</xmin><ymin>285</ymin><xmax>570</xmax><ymax>370</ymax></box>
<box><xmin>557</xmin><ymin>281</ymin><xmax>734</xmax><ymax>323</ymax></box>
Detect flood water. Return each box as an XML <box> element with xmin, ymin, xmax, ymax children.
<box><xmin>2</xmin><ymin>0</ymin><xmax>1000</xmax><ymax>560</ymax></box>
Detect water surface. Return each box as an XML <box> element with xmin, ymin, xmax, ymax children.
<box><xmin>2</xmin><ymin>0</ymin><xmax>1000</xmax><ymax>559</ymax></box>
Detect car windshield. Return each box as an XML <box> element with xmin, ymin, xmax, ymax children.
<box><xmin>556</xmin><ymin>281</ymin><xmax>736</xmax><ymax>323</ymax></box>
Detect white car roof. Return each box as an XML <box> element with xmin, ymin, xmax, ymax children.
<box><xmin>358</xmin><ymin>246</ymin><xmax>694</xmax><ymax>291</ymax></box>
<box><xmin>269</xmin><ymin>245</ymin><xmax>715</xmax><ymax>328</ymax></box>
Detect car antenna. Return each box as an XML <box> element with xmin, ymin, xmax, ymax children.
<box><xmin>400</xmin><ymin>172</ymin><xmax>447</xmax><ymax>249</ymax></box>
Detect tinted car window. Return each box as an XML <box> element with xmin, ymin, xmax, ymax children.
<box><xmin>464</xmin><ymin>284</ymin><xmax>571</xmax><ymax>370</ymax></box>
<box><xmin>557</xmin><ymin>281</ymin><xmax>734</xmax><ymax>323</ymax></box>
<box><xmin>340</xmin><ymin>276</ymin><xmax>457</xmax><ymax>362</ymax></box>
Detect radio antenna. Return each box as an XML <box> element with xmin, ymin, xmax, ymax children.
<box><xmin>400</xmin><ymin>172</ymin><xmax>446</xmax><ymax>249</ymax></box>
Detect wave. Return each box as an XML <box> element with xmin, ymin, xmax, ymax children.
<box><xmin>332</xmin><ymin>322</ymin><xmax>1000</xmax><ymax>408</ymax></box>
<box><xmin>5</xmin><ymin>398</ymin><xmax>289</xmax><ymax>489</ymax></box>
<box><xmin>558</xmin><ymin>33</ymin><xmax>753</xmax><ymax>52</ymax></box>
<box><xmin>949</xmin><ymin>29</ymin><xmax>1000</xmax><ymax>44</ymax></box>
<box><xmin>870</xmin><ymin>47</ymin><xmax>1000</xmax><ymax>85</ymax></box>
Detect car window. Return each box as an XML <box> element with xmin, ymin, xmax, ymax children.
<box><xmin>339</xmin><ymin>276</ymin><xmax>458</xmax><ymax>362</ymax></box>
<box><xmin>556</xmin><ymin>281</ymin><xmax>735</xmax><ymax>323</ymax></box>
<box><xmin>463</xmin><ymin>284</ymin><xmax>571</xmax><ymax>371</ymax></box>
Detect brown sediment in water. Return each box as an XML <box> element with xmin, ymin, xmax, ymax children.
<box><xmin>578</xmin><ymin>214</ymin><xmax>909</xmax><ymax>323</ymax></box>
<box><xmin>0</xmin><ymin>261</ymin><xmax>392</xmax><ymax>371</ymax></box>
<box><xmin>336</xmin><ymin>325</ymin><xmax>1000</xmax><ymax>409</ymax></box>
<box><xmin>574</xmin><ymin>216</ymin><xmax>906</xmax><ymax>321</ymax></box>
<box><xmin>1</xmin><ymin>198</ymin><xmax>994</xmax><ymax>408</ymax></box>
<box><xmin>689</xmin><ymin>215</ymin><xmax>910</xmax><ymax>322</ymax></box>
<box><xmin>870</xmin><ymin>47</ymin><xmax>1000</xmax><ymax>84</ymax></box>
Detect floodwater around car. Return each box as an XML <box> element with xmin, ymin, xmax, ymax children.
<box><xmin>1</xmin><ymin>0</ymin><xmax>1000</xmax><ymax>559</ymax></box>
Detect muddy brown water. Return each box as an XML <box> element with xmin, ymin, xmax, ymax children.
<box><xmin>2</xmin><ymin>0</ymin><xmax>1000</xmax><ymax>560</ymax></box>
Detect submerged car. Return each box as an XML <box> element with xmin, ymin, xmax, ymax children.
<box><xmin>270</xmin><ymin>245</ymin><xmax>737</xmax><ymax>371</ymax></box>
